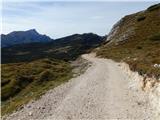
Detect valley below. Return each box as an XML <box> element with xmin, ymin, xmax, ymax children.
<box><xmin>3</xmin><ymin>54</ymin><xmax>159</xmax><ymax>120</ymax></box>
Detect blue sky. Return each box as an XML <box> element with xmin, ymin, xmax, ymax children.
<box><xmin>2</xmin><ymin>0</ymin><xmax>159</xmax><ymax>38</ymax></box>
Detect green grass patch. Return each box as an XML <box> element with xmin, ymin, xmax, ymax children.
<box><xmin>1</xmin><ymin>58</ymin><xmax>72</xmax><ymax>116</ymax></box>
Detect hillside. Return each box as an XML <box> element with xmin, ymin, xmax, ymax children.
<box><xmin>2</xmin><ymin>33</ymin><xmax>104</xmax><ymax>64</ymax></box>
<box><xmin>1</xmin><ymin>29</ymin><xmax>53</xmax><ymax>47</ymax></box>
<box><xmin>96</xmin><ymin>3</ymin><xmax>160</xmax><ymax>78</ymax></box>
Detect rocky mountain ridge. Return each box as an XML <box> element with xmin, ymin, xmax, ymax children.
<box><xmin>1</xmin><ymin>29</ymin><xmax>53</xmax><ymax>47</ymax></box>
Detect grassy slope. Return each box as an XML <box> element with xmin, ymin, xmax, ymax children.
<box><xmin>1</xmin><ymin>59</ymin><xmax>72</xmax><ymax>115</ymax></box>
<box><xmin>96</xmin><ymin>4</ymin><xmax>160</xmax><ymax>78</ymax></box>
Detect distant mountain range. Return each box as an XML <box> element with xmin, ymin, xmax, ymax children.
<box><xmin>2</xmin><ymin>32</ymin><xmax>104</xmax><ymax>63</ymax></box>
<box><xmin>1</xmin><ymin>29</ymin><xmax>53</xmax><ymax>47</ymax></box>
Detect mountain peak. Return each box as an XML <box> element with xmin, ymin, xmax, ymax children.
<box><xmin>27</xmin><ymin>29</ymin><xmax>37</xmax><ymax>33</ymax></box>
<box><xmin>1</xmin><ymin>29</ymin><xmax>53</xmax><ymax>47</ymax></box>
<box><xmin>26</xmin><ymin>29</ymin><xmax>39</xmax><ymax>35</ymax></box>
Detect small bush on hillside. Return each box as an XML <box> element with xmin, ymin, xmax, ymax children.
<box><xmin>136</xmin><ymin>46</ymin><xmax>142</xmax><ymax>49</ymax></box>
<box><xmin>1</xmin><ymin>79</ymin><xmax>10</xmax><ymax>86</ymax></box>
<box><xmin>38</xmin><ymin>70</ymin><xmax>54</xmax><ymax>82</ymax></box>
<box><xmin>149</xmin><ymin>33</ymin><xmax>160</xmax><ymax>41</ymax></box>
<box><xmin>147</xmin><ymin>3</ymin><xmax>160</xmax><ymax>12</ymax></box>
<box><xmin>137</xmin><ymin>16</ymin><xmax>146</xmax><ymax>22</ymax></box>
<box><xmin>1</xmin><ymin>79</ymin><xmax>21</xmax><ymax>101</ymax></box>
<box><xmin>15</xmin><ymin>74</ymin><xmax>34</xmax><ymax>88</ymax></box>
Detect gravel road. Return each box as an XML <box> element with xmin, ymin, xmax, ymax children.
<box><xmin>4</xmin><ymin>54</ymin><xmax>154</xmax><ymax>120</ymax></box>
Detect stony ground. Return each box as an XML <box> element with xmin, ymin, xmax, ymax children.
<box><xmin>4</xmin><ymin>53</ymin><xmax>156</xmax><ymax>120</ymax></box>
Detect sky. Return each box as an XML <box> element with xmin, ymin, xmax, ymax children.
<box><xmin>1</xmin><ymin>0</ymin><xmax>159</xmax><ymax>38</ymax></box>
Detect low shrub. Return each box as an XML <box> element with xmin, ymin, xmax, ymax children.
<box><xmin>1</xmin><ymin>79</ymin><xmax>10</xmax><ymax>86</ymax></box>
<box><xmin>38</xmin><ymin>70</ymin><xmax>54</xmax><ymax>82</ymax></box>
<box><xmin>15</xmin><ymin>74</ymin><xmax>34</xmax><ymax>88</ymax></box>
<box><xmin>137</xmin><ymin>16</ymin><xmax>146</xmax><ymax>22</ymax></box>
<box><xmin>136</xmin><ymin>46</ymin><xmax>142</xmax><ymax>49</ymax></box>
<box><xmin>1</xmin><ymin>80</ymin><xmax>20</xmax><ymax>101</ymax></box>
<box><xmin>149</xmin><ymin>33</ymin><xmax>160</xmax><ymax>41</ymax></box>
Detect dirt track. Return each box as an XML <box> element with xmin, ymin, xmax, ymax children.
<box><xmin>5</xmin><ymin>54</ymin><xmax>154</xmax><ymax>120</ymax></box>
